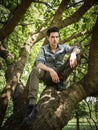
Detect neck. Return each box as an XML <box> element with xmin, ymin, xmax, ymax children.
<box><xmin>50</xmin><ymin>45</ymin><xmax>57</xmax><ymax>53</ymax></box>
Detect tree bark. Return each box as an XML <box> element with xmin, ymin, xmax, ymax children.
<box><xmin>83</xmin><ymin>15</ymin><xmax>98</xmax><ymax>95</ymax></box>
<box><xmin>0</xmin><ymin>0</ymin><xmax>93</xmax><ymax>126</ymax></box>
<box><xmin>1</xmin><ymin>54</ymin><xmax>97</xmax><ymax>130</ymax></box>
<box><xmin>75</xmin><ymin>111</ymin><xmax>80</xmax><ymax>130</ymax></box>
<box><xmin>0</xmin><ymin>0</ymin><xmax>33</xmax><ymax>41</ymax></box>
<box><xmin>1</xmin><ymin>80</ymin><xmax>95</xmax><ymax>130</ymax></box>
<box><xmin>59</xmin><ymin>0</ymin><xmax>97</xmax><ymax>29</ymax></box>
<box><xmin>0</xmin><ymin>1</ymin><xmax>98</xmax><ymax>130</ymax></box>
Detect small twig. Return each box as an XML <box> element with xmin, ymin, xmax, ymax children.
<box><xmin>33</xmin><ymin>1</ymin><xmax>55</xmax><ymax>10</ymax></box>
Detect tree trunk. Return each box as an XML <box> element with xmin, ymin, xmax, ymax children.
<box><xmin>1</xmin><ymin>80</ymin><xmax>95</xmax><ymax>130</ymax></box>
<box><xmin>1</xmin><ymin>57</ymin><xmax>97</xmax><ymax>130</ymax></box>
<box><xmin>0</xmin><ymin>0</ymin><xmax>33</xmax><ymax>41</ymax></box>
<box><xmin>0</xmin><ymin>1</ymin><xmax>98</xmax><ymax>130</ymax></box>
<box><xmin>75</xmin><ymin>111</ymin><xmax>80</xmax><ymax>130</ymax></box>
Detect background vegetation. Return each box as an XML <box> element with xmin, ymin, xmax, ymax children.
<box><xmin>0</xmin><ymin>0</ymin><xmax>98</xmax><ymax>130</ymax></box>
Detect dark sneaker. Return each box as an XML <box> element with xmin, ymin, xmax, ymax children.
<box><xmin>56</xmin><ymin>81</ymin><xmax>66</xmax><ymax>91</ymax></box>
<box><xmin>22</xmin><ymin>104</ymin><xmax>38</xmax><ymax>126</ymax></box>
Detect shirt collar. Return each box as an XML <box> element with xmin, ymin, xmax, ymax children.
<box><xmin>48</xmin><ymin>44</ymin><xmax>60</xmax><ymax>50</ymax></box>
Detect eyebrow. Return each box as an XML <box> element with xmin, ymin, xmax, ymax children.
<box><xmin>51</xmin><ymin>35</ymin><xmax>59</xmax><ymax>38</ymax></box>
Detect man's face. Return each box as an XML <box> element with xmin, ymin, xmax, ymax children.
<box><xmin>47</xmin><ymin>32</ymin><xmax>59</xmax><ymax>49</ymax></box>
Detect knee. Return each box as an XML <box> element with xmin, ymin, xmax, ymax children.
<box><xmin>32</xmin><ymin>67</ymin><xmax>39</xmax><ymax>72</ymax></box>
<box><xmin>30</xmin><ymin>67</ymin><xmax>39</xmax><ymax>76</ymax></box>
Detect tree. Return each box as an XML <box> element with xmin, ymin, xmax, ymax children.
<box><xmin>85</xmin><ymin>97</ymin><xmax>98</xmax><ymax>130</ymax></box>
<box><xmin>0</xmin><ymin>0</ymin><xmax>98</xmax><ymax>130</ymax></box>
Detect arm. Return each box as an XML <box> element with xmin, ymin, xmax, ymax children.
<box><xmin>37</xmin><ymin>63</ymin><xmax>60</xmax><ymax>83</ymax></box>
<box><xmin>37</xmin><ymin>62</ymin><xmax>53</xmax><ymax>72</ymax></box>
<box><xmin>70</xmin><ymin>47</ymin><xmax>80</xmax><ymax>68</ymax></box>
<box><xmin>36</xmin><ymin>47</ymin><xmax>60</xmax><ymax>83</ymax></box>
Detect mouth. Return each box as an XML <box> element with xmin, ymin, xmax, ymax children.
<box><xmin>53</xmin><ymin>41</ymin><xmax>57</xmax><ymax>44</ymax></box>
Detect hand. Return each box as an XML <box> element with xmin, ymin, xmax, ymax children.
<box><xmin>70</xmin><ymin>53</ymin><xmax>77</xmax><ymax>68</ymax></box>
<box><xmin>49</xmin><ymin>69</ymin><xmax>60</xmax><ymax>83</ymax></box>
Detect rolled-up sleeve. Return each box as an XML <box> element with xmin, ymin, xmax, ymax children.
<box><xmin>36</xmin><ymin>47</ymin><xmax>45</xmax><ymax>65</ymax></box>
<box><xmin>64</xmin><ymin>44</ymin><xmax>79</xmax><ymax>53</ymax></box>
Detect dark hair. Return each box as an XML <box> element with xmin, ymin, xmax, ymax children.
<box><xmin>47</xmin><ymin>27</ymin><xmax>59</xmax><ymax>37</ymax></box>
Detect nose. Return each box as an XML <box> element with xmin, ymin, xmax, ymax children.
<box><xmin>54</xmin><ymin>37</ymin><xmax>57</xmax><ymax>40</ymax></box>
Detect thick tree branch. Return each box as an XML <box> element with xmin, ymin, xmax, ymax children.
<box><xmin>0</xmin><ymin>0</ymin><xmax>33</xmax><ymax>41</ymax></box>
<box><xmin>58</xmin><ymin>0</ymin><xmax>97</xmax><ymax>28</ymax></box>
<box><xmin>79</xmin><ymin>16</ymin><xmax>98</xmax><ymax>96</ymax></box>
<box><xmin>33</xmin><ymin>0</ymin><xmax>97</xmax><ymax>46</ymax></box>
<box><xmin>0</xmin><ymin>0</ymin><xmax>97</xmax><ymax>128</ymax></box>
<box><xmin>51</xmin><ymin>0</ymin><xmax>70</xmax><ymax>26</ymax></box>
<box><xmin>62</xmin><ymin>30</ymin><xmax>92</xmax><ymax>43</ymax></box>
<box><xmin>0</xmin><ymin>32</ymin><xmax>43</xmax><ymax>126</ymax></box>
<box><xmin>87</xmin><ymin>15</ymin><xmax>98</xmax><ymax>83</ymax></box>
<box><xmin>43</xmin><ymin>0</ymin><xmax>70</xmax><ymax>44</ymax></box>
<box><xmin>0</xmin><ymin>45</ymin><xmax>9</xmax><ymax>59</ymax></box>
<box><xmin>0</xmin><ymin>45</ymin><xmax>14</xmax><ymax>63</ymax></box>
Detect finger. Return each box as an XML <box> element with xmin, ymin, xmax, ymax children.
<box><xmin>70</xmin><ymin>60</ymin><xmax>73</xmax><ymax>68</ymax></box>
<box><xmin>70</xmin><ymin>59</ymin><xmax>77</xmax><ymax>68</ymax></box>
<box><xmin>53</xmin><ymin>77</ymin><xmax>60</xmax><ymax>83</ymax></box>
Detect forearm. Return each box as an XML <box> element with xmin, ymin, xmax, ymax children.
<box><xmin>37</xmin><ymin>63</ymin><xmax>60</xmax><ymax>83</ymax></box>
<box><xmin>70</xmin><ymin>47</ymin><xmax>80</xmax><ymax>68</ymax></box>
<box><xmin>71</xmin><ymin>47</ymin><xmax>80</xmax><ymax>55</ymax></box>
<box><xmin>37</xmin><ymin>63</ymin><xmax>53</xmax><ymax>73</ymax></box>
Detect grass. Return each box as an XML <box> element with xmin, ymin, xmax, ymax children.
<box><xmin>62</xmin><ymin>119</ymin><xmax>96</xmax><ymax>130</ymax></box>
<box><xmin>63</xmin><ymin>125</ymin><xmax>96</xmax><ymax>130</ymax></box>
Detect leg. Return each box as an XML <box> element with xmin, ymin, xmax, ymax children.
<box><xmin>23</xmin><ymin>67</ymin><xmax>45</xmax><ymax>125</ymax></box>
<box><xmin>27</xmin><ymin>67</ymin><xmax>45</xmax><ymax>105</ymax></box>
<box><xmin>43</xmin><ymin>68</ymin><xmax>66</xmax><ymax>90</ymax></box>
<box><xmin>55</xmin><ymin>65</ymin><xmax>67</xmax><ymax>91</ymax></box>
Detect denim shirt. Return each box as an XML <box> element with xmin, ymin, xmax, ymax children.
<box><xmin>36</xmin><ymin>44</ymin><xmax>77</xmax><ymax>69</ymax></box>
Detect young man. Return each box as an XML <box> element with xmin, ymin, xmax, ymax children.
<box><xmin>23</xmin><ymin>27</ymin><xmax>80</xmax><ymax>125</ymax></box>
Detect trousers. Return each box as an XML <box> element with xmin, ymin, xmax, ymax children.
<box><xmin>27</xmin><ymin>63</ymin><xmax>66</xmax><ymax>104</ymax></box>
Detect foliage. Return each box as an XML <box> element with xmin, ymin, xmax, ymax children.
<box><xmin>0</xmin><ymin>0</ymin><xmax>98</xmax><ymax>129</ymax></box>
<box><xmin>0</xmin><ymin>70</ymin><xmax>6</xmax><ymax>92</ymax></box>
